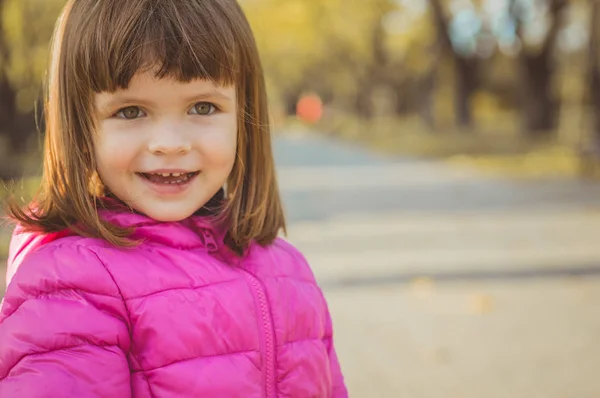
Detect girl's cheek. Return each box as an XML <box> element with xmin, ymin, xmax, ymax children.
<box><xmin>95</xmin><ymin>130</ymin><xmax>143</xmax><ymax>169</ymax></box>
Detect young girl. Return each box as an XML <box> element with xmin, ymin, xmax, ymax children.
<box><xmin>0</xmin><ymin>0</ymin><xmax>347</xmax><ymax>397</ymax></box>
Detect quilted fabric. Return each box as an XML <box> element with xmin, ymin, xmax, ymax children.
<box><xmin>0</xmin><ymin>209</ymin><xmax>347</xmax><ymax>397</ymax></box>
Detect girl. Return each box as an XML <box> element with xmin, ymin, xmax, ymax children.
<box><xmin>0</xmin><ymin>0</ymin><xmax>347</xmax><ymax>397</ymax></box>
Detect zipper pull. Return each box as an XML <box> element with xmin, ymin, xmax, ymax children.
<box><xmin>202</xmin><ymin>229</ymin><xmax>219</xmax><ymax>252</ymax></box>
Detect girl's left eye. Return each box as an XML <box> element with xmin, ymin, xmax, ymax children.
<box><xmin>115</xmin><ymin>106</ymin><xmax>146</xmax><ymax>119</ymax></box>
<box><xmin>190</xmin><ymin>102</ymin><xmax>217</xmax><ymax>116</ymax></box>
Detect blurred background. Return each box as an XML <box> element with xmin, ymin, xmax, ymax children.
<box><xmin>2</xmin><ymin>0</ymin><xmax>600</xmax><ymax>396</ymax></box>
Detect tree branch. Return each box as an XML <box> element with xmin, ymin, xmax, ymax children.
<box><xmin>428</xmin><ymin>0</ymin><xmax>454</xmax><ymax>53</ymax></box>
<box><xmin>541</xmin><ymin>0</ymin><xmax>568</xmax><ymax>58</ymax></box>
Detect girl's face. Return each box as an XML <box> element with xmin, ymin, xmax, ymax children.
<box><xmin>94</xmin><ymin>70</ymin><xmax>237</xmax><ymax>222</ymax></box>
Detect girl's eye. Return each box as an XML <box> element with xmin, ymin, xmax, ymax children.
<box><xmin>190</xmin><ymin>102</ymin><xmax>217</xmax><ymax>116</ymax></box>
<box><xmin>116</xmin><ymin>106</ymin><xmax>145</xmax><ymax>119</ymax></box>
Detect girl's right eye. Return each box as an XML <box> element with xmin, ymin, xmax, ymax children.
<box><xmin>115</xmin><ymin>106</ymin><xmax>146</xmax><ymax>120</ymax></box>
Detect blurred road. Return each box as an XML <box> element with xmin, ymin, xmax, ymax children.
<box><xmin>275</xmin><ymin>129</ymin><xmax>600</xmax><ymax>398</ymax></box>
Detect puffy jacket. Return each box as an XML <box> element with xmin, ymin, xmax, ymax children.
<box><xmin>0</xmin><ymin>209</ymin><xmax>347</xmax><ymax>397</ymax></box>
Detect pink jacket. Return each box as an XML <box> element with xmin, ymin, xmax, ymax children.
<box><xmin>0</xmin><ymin>210</ymin><xmax>347</xmax><ymax>397</ymax></box>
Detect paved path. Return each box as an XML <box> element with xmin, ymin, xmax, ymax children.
<box><xmin>275</xmin><ymin>130</ymin><xmax>600</xmax><ymax>398</ymax></box>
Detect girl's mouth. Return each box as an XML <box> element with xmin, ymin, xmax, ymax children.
<box><xmin>137</xmin><ymin>171</ymin><xmax>200</xmax><ymax>185</ymax></box>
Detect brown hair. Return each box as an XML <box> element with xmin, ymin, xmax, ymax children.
<box><xmin>8</xmin><ymin>0</ymin><xmax>286</xmax><ymax>254</ymax></box>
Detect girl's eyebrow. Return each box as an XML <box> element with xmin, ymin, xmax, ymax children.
<box><xmin>97</xmin><ymin>96</ymin><xmax>154</xmax><ymax>111</ymax></box>
<box><xmin>182</xmin><ymin>90</ymin><xmax>234</xmax><ymax>104</ymax></box>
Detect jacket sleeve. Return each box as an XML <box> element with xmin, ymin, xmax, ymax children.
<box><xmin>0</xmin><ymin>244</ymin><xmax>132</xmax><ymax>398</ymax></box>
<box><xmin>324</xmin><ymin>306</ymin><xmax>349</xmax><ymax>398</ymax></box>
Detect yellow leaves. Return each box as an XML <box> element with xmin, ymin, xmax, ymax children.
<box><xmin>409</xmin><ymin>275</ymin><xmax>495</xmax><ymax>315</ymax></box>
<box><xmin>410</xmin><ymin>276</ymin><xmax>436</xmax><ymax>298</ymax></box>
<box><xmin>2</xmin><ymin>0</ymin><xmax>24</xmax><ymax>46</ymax></box>
<box><xmin>244</xmin><ymin>0</ymin><xmax>317</xmax><ymax>48</ymax></box>
<box><xmin>1</xmin><ymin>0</ymin><xmax>65</xmax><ymax>113</ymax></box>
<box><xmin>469</xmin><ymin>293</ymin><xmax>494</xmax><ymax>314</ymax></box>
<box><xmin>242</xmin><ymin>0</ymin><xmax>443</xmax><ymax>105</ymax></box>
<box><xmin>243</xmin><ymin>0</ymin><xmax>326</xmax><ymax>89</ymax></box>
<box><xmin>386</xmin><ymin>10</ymin><xmax>437</xmax><ymax>62</ymax></box>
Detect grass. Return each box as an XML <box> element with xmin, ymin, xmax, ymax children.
<box><xmin>445</xmin><ymin>146</ymin><xmax>583</xmax><ymax>179</ymax></box>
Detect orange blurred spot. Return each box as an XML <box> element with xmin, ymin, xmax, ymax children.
<box><xmin>296</xmin><ymin>94</ymin><xmax>323</xmax><ymax>124</ymax></box>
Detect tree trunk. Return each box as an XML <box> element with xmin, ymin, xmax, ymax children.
<box><xmin>0</xmin><ymin>72</ymin><xmax>17</xmax><ymax>141</ymax></box>
<box><xmin>455</xmin><ymin>56</ymin><xmax>478</xmax><ymax>128</ymax></box>
<box><xmin>588</xmin><ymin>0</ymin><xmax>600</xmax><ymax>146</ymax></box>
<box><xmin>519</xmin><ymin>53</ymin><xmax>557</xmax><ymax>137</ymax></box>
<box><xmin>0</xmin><ymin>0</ymin><xmax>14</xmax><ymax>143</ymax></box>
<box><xmin>429</xmin><ymin>0</ymin><xmax>477</xmax><ymax>129</ymax></box>
<box><xmin>418</xmin><ymin>71</ymin><xmax>437</xmax><ymax>129</ymax></box>
<box><xmin>354</xmin><ymin>77</ymin><xmax>375</xmax><ymax>119</ymax></box>
<box><xmin>354</xmin><ymin>11</ymin><xmax>388</xmax><ymax>119</ymax></box>
<box><xmin>512</xmin><ymin>0</ymin><xmax>567</xmax><ymax>139</ymax></box>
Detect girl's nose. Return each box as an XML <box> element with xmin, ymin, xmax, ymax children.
<box><xmin>147</xmin><ymin>125</ymin><xmax>192</xmax><ymax>155</ymax></box>
<box><xmin>148</xmin><ymin>140</ymin><xmax>192</xmax><ymax>155</ymax></box>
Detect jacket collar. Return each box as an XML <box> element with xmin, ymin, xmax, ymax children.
<box><xmin>97</xmin><ymin>197</ymin><xmax>227</xmax><ymax>251</ymax></box>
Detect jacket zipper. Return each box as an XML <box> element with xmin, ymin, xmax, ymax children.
<box><xmin>202</xmin><ymin>229</ymin><xmax>276</xmax><ymax>397</ymax></box>
<box><xmin>243</xmin><ymin>271</ymin><xmax>276</xmax><ymax>398</ymax></box>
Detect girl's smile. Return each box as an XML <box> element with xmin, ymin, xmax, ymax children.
<box><xmin>137</xmin><ymin>170</ymin><xmax>201</xmax><ymax>195</ymax></box>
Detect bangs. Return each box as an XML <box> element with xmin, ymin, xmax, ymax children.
<box><xmin>78</xmin><ymin>0</ymin><xmax>239</xmax><ymax>93</ymax></box>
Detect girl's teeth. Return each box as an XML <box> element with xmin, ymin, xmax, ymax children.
<box><xmin>142</xmin><ymin>172</ymin><xmax>196</xmax><ymax>184</ymax></box>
